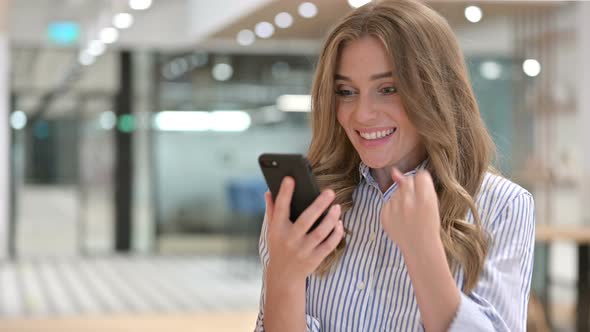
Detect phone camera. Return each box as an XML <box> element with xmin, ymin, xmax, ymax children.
<box><xmin>261</xmin><ymin>159</ymin><xmax>279</xmax><ymax>168</ymax></box>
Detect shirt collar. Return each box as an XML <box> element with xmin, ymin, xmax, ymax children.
<box><xmin>358</xmin><ymin>159</ymin><xmax>429</xmax><ymax>183</ymax></box>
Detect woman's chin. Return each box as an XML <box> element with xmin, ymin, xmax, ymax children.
<box><xmin>359</xmin><ymin>156</ymin><xmax>389</xmax><ymax>170</ymax></box>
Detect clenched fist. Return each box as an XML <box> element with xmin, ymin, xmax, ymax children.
<box><xmin>380</xmin><ymin>168</ymin><xmax>441</xmax><ymax>254</ymax></box>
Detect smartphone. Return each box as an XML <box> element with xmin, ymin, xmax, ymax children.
<box><xmin>258</xmin><ymin>153</ymin><xmax>327</xmax><ymax>232</ymax></box>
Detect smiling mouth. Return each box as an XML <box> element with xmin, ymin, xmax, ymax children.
<box><xmin>357</xmin><ymin>128</ymin><xmax>397</xmax><ymax>140</ymax></box>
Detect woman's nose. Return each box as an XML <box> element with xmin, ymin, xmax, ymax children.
<box><xmin>352</xmin><ymin>93</ymin><xmax>378</xmax><ymax>123</ymax></box>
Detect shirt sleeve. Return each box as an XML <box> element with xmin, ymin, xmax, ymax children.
<box><xmin>254</xmin><ymin>213</ymin><xmax>322</xmax><ymax>332</ymax></box>
<box><xmin>448</xmin><ymin>191</ymin><xmax>536</xmax><ymax>332</ymax></box>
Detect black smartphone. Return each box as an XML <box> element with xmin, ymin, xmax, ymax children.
<box><xmin>258</xmin><ymin>153</ymin><xmax>327</xmax><ymax>232</ymax></box>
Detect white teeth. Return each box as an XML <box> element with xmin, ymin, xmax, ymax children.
<box><xmin>359</xmin><ymin>128</ymin><xmax>395</xmax><ymax>140</ymax></box>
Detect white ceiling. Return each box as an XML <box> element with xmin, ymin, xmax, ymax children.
<box><xmin>4</xmin><ymin>0</ymin><xmax>575</xmax><ymax>118</ymax></box>
<box><xmin>7</xmin><ymin>0</ymin><xmax>275</xmax><ymax>49</ymax></box>
<box><xmin>6</xmin><ymin>0</ymin><xmax>277</xmax><ymax>118</ymax></box>
<box><xmin>7</xmin><ymin>0</ymin><xmax>569</xmax><ymax>50</ymax></box>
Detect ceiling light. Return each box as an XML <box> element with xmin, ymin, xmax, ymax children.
<box><xmin>10</xmin><ymin>110</ymin><xmax>27</xmax><ymax>130</ymax></box>
<box><xmin>129</xmin><ymin>0</ymin><xmax>152</xmax><ymax>10</ymax></box>
<box><xmin>348</xmin><ymin>0</ymin><xmax>371</xmax><ymax>8</ymax></box>
<box><xmin>87</xmin><ymin>40</ymin><xmax>105</xmax><ymax>56</ymax></box>
<box><xmin>465</xmin><ymin>6</ymin><xmax>483</xmax><ymax>23</ymax></box>
<box><xmin>298</xmin><ymin>2</ymin><xmax>318</xmax><ymax>18</ymax></box>
<box><xmin>523</xmin><ymin>59</ymin><xmax>541</xmax><ymax>77</ymax></box>
<box><xmin>237</xmin><ymin>29</ymin><xmax>255</xmax><ymax>46</ymax></box>
<box><xmin>99</xmin><ymin>111</ymin><xmax>117</xmax><ymax>130</ymax></box>
<box><xmin>154</xmin><ymin>111</ymin><xmax>251</xmax><ymax>132</ymax></box>
<box><xmin>255</xmin><ymin>21</ymin><xmax>274</xmax><ymax>39</ymax></box>
<box><xmin>100</xmin><ymin>27</ymin><xmax>119</xmax><ymax>44</ymax></box>
<box><xmin>47</xmin><ymin>21</ymin><xmax>80</xmax><ymax>45</ymax></box>
<box><xmin>209</xmin><ymin>111</ymin><xmax>251</xmax><ymax>132</ymax></box>
<box><xmin>78</xmin><ymin>51</ymin><xmax>95</xmax><ymax>66</ymax></box>
<box><xmin>275</xmin><ymin>12</ymin><xmax>293</xmax><ymax>29</ymax></box>
<box><xmin>113</xmin><ymin>13</ymin><xmax>134</xmax><ymax>29</ymax></box>
<box><xmin>480</xmin><ymin>61</ymin><xmax>502</xmax><ymax>80</ymax></box>
<box><xmin>276</xmin><ymin>94</ymin><xmax>312</xmax><ymax>112</ymax></box>
<box><xmin>154</xmin><ymin>111</ymin><xmax>210</xmax><ymax>131</ymax></box>
<box><xmin>212</xmin><ymin>63</ymin><xmax>234</xmax><ymax>81</ymax></box>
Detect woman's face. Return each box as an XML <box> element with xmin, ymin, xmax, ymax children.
<box><xmin>335</xmin><ymin>36</ymin><xmax>426</xmax><ymax>174</ymax></box>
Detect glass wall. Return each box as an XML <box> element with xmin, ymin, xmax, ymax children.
<box><xmin>153</xmin><ymin>53</ymin><xmax>316</xmax><ymax>255</ymax></box>
<box><xmin>10</xmin><ymin>48</ymin><xmax>118</xmax><ymax>258</ymax></box>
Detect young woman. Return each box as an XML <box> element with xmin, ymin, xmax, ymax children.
<box><xmin>255</xmin><ymin>1</ymin><xmax>535</xmax><ymax>331</ymax></box>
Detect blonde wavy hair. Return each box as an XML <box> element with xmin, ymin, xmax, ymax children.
<box><xmin>307</xmin><ymin>0</ymin><xmax>495</xmax><ymax>292</ymax></box>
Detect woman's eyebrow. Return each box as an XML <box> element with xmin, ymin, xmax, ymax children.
<box><xmin>334</xmin><ymin>74</ymin><xmax>351</xmax><ymax>81</ymax></box>
<box><xmin>370</xmin><ymin>71</ymin><xmax>395</xmax><ymax>80</ymax></box>
<box><xmin>334</xmin><ymin>71</ymin><xmax>395</xmax><ymax>81</ymax></box>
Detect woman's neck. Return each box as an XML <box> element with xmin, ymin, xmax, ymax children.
<box><xmin>371</xmin><ymin>157</ymin><xmax>427</xmax><ymax>193</ymax></box>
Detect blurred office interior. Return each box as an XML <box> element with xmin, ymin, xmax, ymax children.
<box><xmin>0</xmin><ymin>0</ymin><xmax>589</xmax><ymax>331</ymax></box>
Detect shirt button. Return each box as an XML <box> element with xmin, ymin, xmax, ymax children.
<box><xmin>357</xmin><ymin>281</ymin><xmax>366</xmax><ymax>290</ymax></box>
<box><xmin>369</xmin><ymin>232</ymin><xmax>377</xmax><ymax>242</ymax></box>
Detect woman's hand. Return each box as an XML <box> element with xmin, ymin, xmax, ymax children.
<box><xmin>380</xmin><ymin>168</ymin><xmax>441</xmax><ymax>254</ymax></box>
<box><xmin>381</xmin><ymin>169</ymin><xmax>461</xmax><ymax>332</ymax></box>
<box><xmin>265</xmin><ymin>176</ymin><xmax>345</xmax><ymax>283</ymax></box>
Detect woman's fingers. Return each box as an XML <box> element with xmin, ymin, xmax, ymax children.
<box><xmin>391</xmin><ymin>167</ymin><xmax>404</xmax><ymax>185</ymax></box>
<box><xmin>313</xmin><ymin>221</ymin><xmax>344</xmax><ymax>260</ymax></box>
<box><xmin>415</xmin><ymin>170</ymin><xmax>436</xmax><ymax>201</ymax></box>
<box><xmin>274</xmin><ymin>176</ymin><xmax>295</xmax><ymax>223</ymax></box>
<box><xmin>264</xmin><ymin>191</ymin><xmax>275</xmax><ymax>224</ymax></box>
<box><xmin>293</xmin><ymin>189</ymin><xmax>336</xmax><ymax>235</ymax></box>
<box><xmin>302</xmin><ymin>204</ymin><xmax>341</xmax><ymax>249</ymax></box>
<box><xmin>391</xmin><ymin>167</ymin><xmax>414</xmax><ymax>193</ymax></box>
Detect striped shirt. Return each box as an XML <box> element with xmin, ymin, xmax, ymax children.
<box><xmin>255</xmin><ymin>161</ymin><xmax>535</xmax><ymax>331</ymax></box>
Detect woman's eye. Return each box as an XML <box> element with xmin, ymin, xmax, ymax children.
<box><xmin>335</xmin><ymin>89</ymin><xmax>355</xmax><ymax>96</ymax></box>
<box><xmin>380</xmin><ymin>86</ymin><xmax>397</xmax><ymax>94</ymax></box>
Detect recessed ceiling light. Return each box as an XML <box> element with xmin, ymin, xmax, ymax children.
<box><xmin>129</xmin><ymin>0</ymin><xmax>152</xmax><ymax>10</ymax></box>
<box><xmin>78</xmin><ymin>51</ymin><xmax>95</xmax><ymax>66</ymax></box>
<box><xmin>298</xmin><ymin>2</ymin><xmax>318</xmax><ymax>18</ymax></box>
<box><xmin>465</xmin><ymin>6</ymin><xmax>483</xmax><ymax>23</ymax></box>
<box><xmin>10</xmin><ymin>111</ymin><xmax>27</xmax><ymax>130</ymax></box>
<box><xmin>275</xmin><ymin>12</ymin><xmax>293</xmax><ymax>28</ymax></box>
<box><xmin>87</xmin><ymin>40</ymin><xmax>105</xmax><ymax>56</ymax></box>
<box><xmin>100</xmin><ymin>27</ymin><xmax>119</xmax><ymax>44</ymax></box>
<box><xmin>523</xmin><ymin>59</ymin><xmax>541</xmax><ymax>77</ymax></box>
<box><xmin>212</xmin><ymin>63</ymin><xmax>234</xmax><ymax>81</ymax></box>
<box><xmin>255</xmin><ymin>21</ymin><xmax>275</xmax><ymax>39</ymax></box>
<box><xmin>348</xmin><ymin>0</ymin><xmax>371</xmax><ymax>8</ymax></box>
<box><xmin>113</xmin><ymin>13</ymin><xmax>134</xmax><ymax>29</ymax></box>
<box><xmin>480</xmin><ymin>61</ymin><xmax>502</xmax><ymax>80</ymax></box>
<box><xmin>237</xmin><ymin>29</ymin><xmax>255</xmax><ymax>46</ymax></box>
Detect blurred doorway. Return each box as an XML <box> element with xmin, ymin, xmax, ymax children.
<box><xmin>12</xmin><ymin>92</ymin><xmax>116</xmax><ymax>257</ymax></box>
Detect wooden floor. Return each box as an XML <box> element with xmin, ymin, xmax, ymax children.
<box><xmin>0</xmin><ymin>310</ymin><xmax>259</xmax><ymax>332</ymax></box>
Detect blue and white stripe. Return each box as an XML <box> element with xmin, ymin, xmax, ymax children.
<box><xmin>255</xmin><ymin>162</ymin><xmax>535</xmax><ymax>332</ymax></box>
